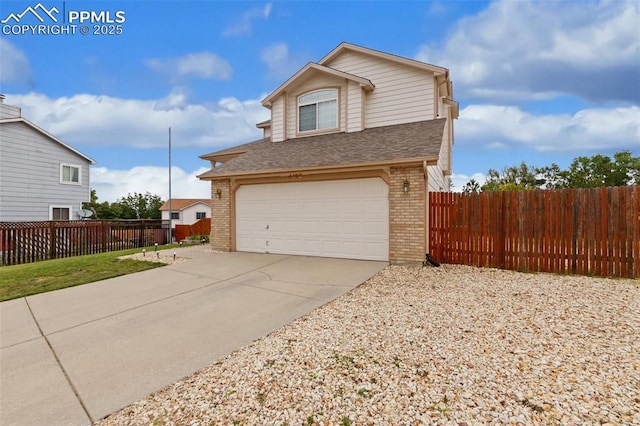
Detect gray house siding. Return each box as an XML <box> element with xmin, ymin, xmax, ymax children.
<box><xmin>0</xmin><ymin>121</ymin><xmax>92</xmax><ymax>221</ymax></box>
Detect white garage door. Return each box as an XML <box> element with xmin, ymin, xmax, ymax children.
<box><xmin>236</xmin><ymin>178</ymin><xmax>388</xmax><ymax>261</ymax></box>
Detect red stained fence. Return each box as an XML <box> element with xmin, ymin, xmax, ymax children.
<box><xmin>174</xmin><ymin>218</ymin><xmax>211</xmax><ymax>243</ymax></box>
<box><xmin>429</xmin><ymin>186</ymin><xmax>639</xmax><ymax>278</ymax></box>
<box><xmin>0</xmin><ymin>220</ymin><xmax>169</xmax><ymax>266</ymax></box>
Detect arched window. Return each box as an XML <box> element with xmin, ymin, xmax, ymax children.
<box><xmin>298</xmin><ymin>89</ymin><xmax>337</xmax><ymax>132</ymax></box>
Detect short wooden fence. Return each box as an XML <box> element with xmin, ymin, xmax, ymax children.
<box><xmin>174</xmin><ymin>218</ymin><xmax>211</xmax><ymax>243</ymax></box>
<box><xmin>0</xmin><ymin>220</ymin><xmax>169</xmax><ymax>266</ymax></box>
<box><xmin>429</xmin><ymin>186</ymin><xmax>639</xmax><ymax>278</ymax></box>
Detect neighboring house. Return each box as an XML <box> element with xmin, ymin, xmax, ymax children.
<box><xmin>159</xmin><ymin>198</ymin><xmax>211</xmax><ymax>229</ymax></box>
<box><xmin>0</xmin><ymin>96</ymin><xmax>95</xmax><ymax>222</ymax></box>
<box><xmin>198</xmin><ymin>42</ymin><xmax>458</xmax><ymax>263</ymax></box>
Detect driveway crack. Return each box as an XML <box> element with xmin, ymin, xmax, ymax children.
<box><xmin>24</xmin><ymin>297</ymin><xmax>94</xmax><ymax>424</ymax></box>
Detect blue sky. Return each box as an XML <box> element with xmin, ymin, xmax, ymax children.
<box><xmin>1</xmin><ymin>0</ymin><xmax>638</xmax><ymax>202</ymax></box>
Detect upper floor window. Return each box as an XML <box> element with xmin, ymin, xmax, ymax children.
<box><xmin>196</xmin><ymin>212</ymin><xmax>206</xmax><ymax>220</ymax></box>
<box><xmin>61</xmin><ymin>164</ymin><xmax>81</xmax><ymax>185</ymax></box>
<box><xmin>171</xmin><ymin>212</ymin><xmax>180</xmax><ymax>220</ymax></box>
<box><xmin>298</xmin><ymin>89</ymin><xmax>337</xmax><ymax>132</ymax></box>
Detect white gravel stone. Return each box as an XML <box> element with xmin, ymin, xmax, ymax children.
<box><xmin>96</xmin><ymin>264</ymin><xmax>640</xmax><ymax>425</ymax></box>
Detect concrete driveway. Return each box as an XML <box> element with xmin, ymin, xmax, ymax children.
<box><xmin>0</xmin><ymin>247</ymin><xmax>387</xmax><ymax>425</ymax></box>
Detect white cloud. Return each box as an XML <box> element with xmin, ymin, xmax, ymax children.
<box><xmin>145</xmin><ymin>52</ymin><xmax>232</xmax><ymax>82</ymax></box>
<box><xmin>0</xmin><ymin>39</ymin><xmax>32</xmax><ymax>84</ymax></box>
<box><xmin>450</xmin><ymin>172</ymin><xmax>487</xmax><ymax>192</ymax></box>
<box><xmin>417</xmin><ymin>0</ymin><xmax>640</xmax><ymax>103</ymax></box>
<box><xmin>260</xmin><ymin>43</ymin><xmax>308</xmax><ymax>80</ymax></box>
<box><xmin>457</xmin><ymin>104</ymin><xmax>640</xmax><ymax>152</ymax></box>
<box><xmin>223</xmin><ymin>3</ymin><xmax>272</xmax><ymax>37</ymax></box>
<box><xmin>5</xmin><ymin>92</ymin><xmax>270</xmax><ymax>150</ymax></box>
<box><xmin>91</xmin><ymin>166</ymin><xmax>210</xmax><ymax>203</ymax></box>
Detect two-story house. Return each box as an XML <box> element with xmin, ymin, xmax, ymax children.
<box><xmin>159</xmin><ymin>198</ymin><xmax>211</xmax><ymax>229</ymax></box>
<box><xmin>0</xmin><ymin>96</ymin><xmax>95</xmax><ymax>221</ymax></box>
<box><xmin>198</xmin><ymin>43</ymin><xmax>458</xmax><ymax>263</ymax></box>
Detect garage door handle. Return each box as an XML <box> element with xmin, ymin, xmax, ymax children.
<box><xmin>265</xmin><ymin>224</ymin><xmax>269</xmax><ymax>229</ymax></box>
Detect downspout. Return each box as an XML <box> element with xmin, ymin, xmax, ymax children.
<box><xmin>423</xmin><ymin>160</ymin><xmax>429</xmax><ymax>256</ymax></box>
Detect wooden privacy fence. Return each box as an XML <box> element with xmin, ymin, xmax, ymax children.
<box><xmin>174</xmin><ymin>218</ymin><xmax>211</xmax><ymax>243</ymax></box>
<box><xmin>429</xmin><ymin>186</ymin><xmax>639</xmax><ymax>278</ymax></box>
<box><xmin>0</xmin><ymin>220</ymin><xmax>169</xmax><ymax>266</ymax></box>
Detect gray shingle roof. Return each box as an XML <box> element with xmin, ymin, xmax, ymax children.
<box><xmin>198</xmin><ymin>119</ymin><xmax>446</xmax><ymax>179</ymax></box>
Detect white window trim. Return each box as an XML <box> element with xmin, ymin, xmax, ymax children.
<box><xmin>49</xmin><ymin>205</ymin><xmax>72</xmax><ymax>220</ymax></box>
<box><xmin>297</xmin><ymin>88</ymin><xmax>339</xmax><ymax>135</ymax></box>
<box><xmin>60</xmin><ymin>163</ymin><xmax>82</xmax><ymax>185</ymax></box>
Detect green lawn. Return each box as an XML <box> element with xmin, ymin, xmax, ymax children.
<box><xmin>0</xmin><ymin>245</ymin><xmax>178</xmax><ymax>302</ymax></box>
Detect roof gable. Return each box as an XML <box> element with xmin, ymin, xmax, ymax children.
<box><xmin>262</xmin><ymin>63</ymin><xmax>374</xmax><ymax>107</ymax></box>
<box><xmin>319</xmin><ymin>42</ymin><xmax>448</xmax><ymax>76</ymax></box>
<box><xmin>0</xmin><ymin>117</ymin><xmax>96</xmax><ymax>164</ymax></box>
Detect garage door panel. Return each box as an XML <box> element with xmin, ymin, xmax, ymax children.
<box><xmin>364</xmin><ymin>242</ymin><xmax>386</xmax><ymax>258</ymax></box>
<box><xmin>236</xmin><ymin>178</ymin><xmax>388</xmax><ymax>261</ymax></box>
<box><xmin>363</xmin><ymin>199</ymin><xmax>386</xmax><ymax>214</ymax></box>
<box><xmin>364</xmin><ymin>220</ymin><xmax>386</xmax><ymax>235</ymax></box>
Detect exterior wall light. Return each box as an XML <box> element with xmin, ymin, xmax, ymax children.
<box><xmin>215</xmin><ymin>188</ymin><xmax>222</xmax><ymax>199</ymax></box>
<box><xmin>402</xmin><ymin>178</ymin><xmax>410</xmax><ymax>194</ymax></box>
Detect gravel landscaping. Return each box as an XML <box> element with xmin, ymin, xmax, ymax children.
<box><xmin>97</xmin><ymin>264</ymin><xmax>639</xmax><ymax>425</ymax></box>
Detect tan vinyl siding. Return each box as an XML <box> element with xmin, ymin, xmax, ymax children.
<box><xmin>270</xmin><ymin>97</ymin><xmax>285</xmax><ymax>142</ymax></box>
<box><xmin>427</xmin><ymin>121</ymin><xmax>452</xmax><ymax>192</ymax></box>
<box><xmin>0</xmin><ymin>103</ymin><xmax>21</xmax><ymax>119</ymax></box>
<box><xmin>346</xmin><ymin>80</ymin><xmax>363</xmax><ymax>132</ymax></box>
<box><xmin>0</xmin><ymin>121</ymin><xmax>91</xmax><ymax>221</ymax></box>
<box><xmin>441</xmin><ymin>117</ymin><xmax>452</xmax><ymax>175</ymax></box>
<box><xmin>326</xmin><ymin>51</ymin><xmax>435</xmax><ymax>128</ymax></box>
<box><xmin>427</xmin><ymin>164</ymin><xmax>448</xmax><ymax>192</ymax></box>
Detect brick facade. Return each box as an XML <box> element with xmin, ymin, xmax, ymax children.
<box><xmin>210</xmin><ymin>180</ymin><xmax>231</xmax><ymax>251</ymax></box>
<box><xmin>389</xmin><ymin>166</ymin><xmax>426</xmax><ymax>263</ymax></box>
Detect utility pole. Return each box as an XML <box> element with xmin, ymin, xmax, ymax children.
<box><xmin>168</xmin><ymin>127</ymin><xmax>172</xmax><ymax>243</ymax></box>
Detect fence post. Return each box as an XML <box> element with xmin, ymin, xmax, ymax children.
<box><xmin>49</xmin><ymin>221</ymin><xmax>55</xmax><ymax>260</ymax></box>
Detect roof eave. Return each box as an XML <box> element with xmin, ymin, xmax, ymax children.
<box><xmin>197</xmin><ymin>157</ymin><xmax>439</xmax><ymax>181</ymax></box>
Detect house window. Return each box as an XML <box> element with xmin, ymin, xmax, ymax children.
<box><xmin>298</xmin><ymin>89</ymin><xmax>337</xmax><ymax>132</ymax></box>
<box><xmin>61</xmin><ymin>164</ymin><xmax>81</xmax><ymax>185</ymax></box>
<box><xmin>51</xmin><ymin>207</ymin><xmax>70</xmax><ymax>220</ymax></box>
<box><xmin>171</xmin><ymin>212</ymin><xmax>180</xmax><ymax>220</ymax></box>
<box><xmin>196</xmin><ymin>212</ymin><xmax>206</xmax><ymax>219</ymax></box>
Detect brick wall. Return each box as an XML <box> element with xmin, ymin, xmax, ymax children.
<box><xmin>389</xmin><ymin>166</ymin><xmax>426</xmax><ymax>263</ymax></box>
<box><xmin>210</xmin><ymin>180</ymin><xmax>231</xmax><ymax>251</ymax></box>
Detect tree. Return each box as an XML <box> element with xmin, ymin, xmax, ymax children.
<box><xmin>84</xmin><ymin>190</ymin><xmax>165</xmax><ymax>219</ymax></box>
<box><xmin>83</xmin><ymin>189</ymin><xmax>117</xmax><ymax>219</ymax></box>
<box><xmin>481</xmin><ymin>162</ymin><xmax>544</xmax><ymax>192</ymax></box>
<box><xmin>474</xmin><ymin>151</ymin><xmax>639</xmax><ymax>192</ymax></box>
<box><xmin>539</xmin><ymin>150</ymin><xmax>639</xmax><ymax>189</ymax></box>
<box><xmin>462</xmin><ymin>178</ymin><xmax>481</xmax><ymax>193</ymax></box>
<box><xmin>116</xmin><ymin>192</ymin><xmax>164</xmax><ymax>219</ymax></box>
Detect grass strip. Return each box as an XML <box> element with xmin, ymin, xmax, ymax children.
<box><xmin>0</xmin><ymin>245</ymin><xmax>178</xmax><ymax>302</ymax></box>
